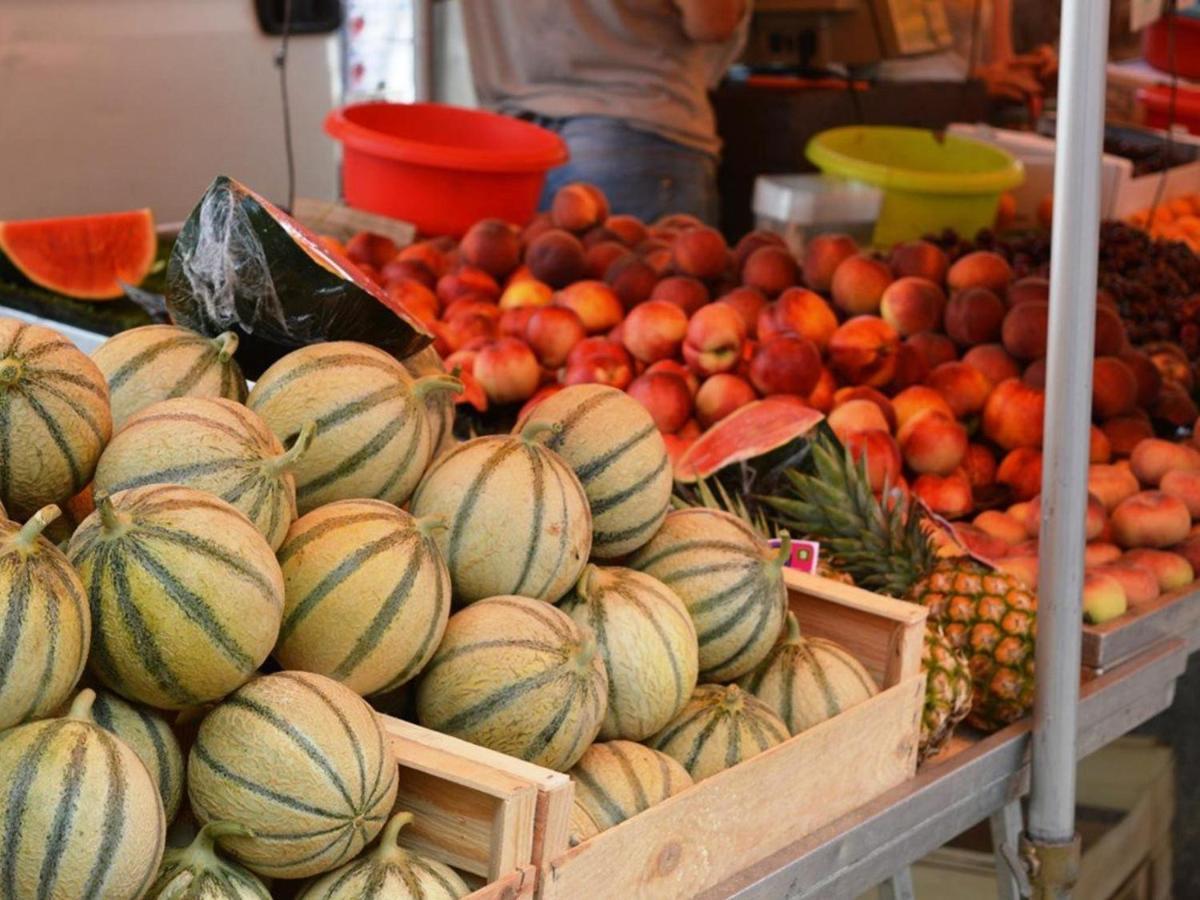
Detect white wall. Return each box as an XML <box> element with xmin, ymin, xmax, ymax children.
<box><xmin>0</xmin><ymin>0</ymin><xmax>340</xmax><ymax>224</ymax></box>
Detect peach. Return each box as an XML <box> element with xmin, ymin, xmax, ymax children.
<box><xmin>345</xmin><ymin>232</ymin><xmax>398</xmax><ymax>269</ymax></box>
<box><xmin>974</xmin><ymin>510</ymin><xmax>1028</xmax><ymax>546</ymax></box>
<box><xmin>833</xmin><ymin>387</ymin><xmax>897</xmax><ymax>432</ymax></box>
<box><xmin>886</xmin><ymin>343</ymin><xmax>932</xmax><ymax>392</ymax></box>
<box><xmin>1001</xmin><ymin>301</ymin><xmax>1049</xmax><ymax>361</ymax></box>
<box><xmin>386</xmin><ymin>279</ymin><xmax>438</xmax><ymax>325</ymax></box>
<box><xmin>1153</xmin><ymin>381</ymin><xmax>1200</xmax><ymax>428</ymax></box>
<box><xmin>603</xmin><ymin>255</ymin><xmax>656</xmax><ymax>309</ymax></box>
<box><xmin>1169</xmin><ymin>534</ymin><xmax>1200</xmax><ymax>573</ymax></box>
<box><xmin>671</xmin><ymin>226</ymin><xmax>729</xmax><ymax>280</ymax></box>
<box><xmin>678</xmin><ymin>419</ymin><xmax>702</xmax><ymax>442</ymax></box>
<box><xmin>1130</xmin><ymin>438</ymin><xmax>1200</xmax><ymax>486</ymax></box>
<box><xmin>651</xmin><ymin>276</ymin><xmax>709</xmax><ymax>316</ymax></box>
<box><xmin>564</xmin><ymin>338</ymin><xmax>634</xmax><ymax>390</ymax></box>
<box><xmin>892</xmin><ymin>385</ymin><xmax>955</xmax><ymax>429</ymax></box>
<box><xmin>900</xmin><ymin>411</ymin><xmax>968</xmax><ymax>475</ymax></box>
<box><xmin>805</xmin><ymin>367</ymin><xmax>836</xmax><ymax>413</ymax></box>
<box><xmin>1082</xmin><ymin>572</ymin><xmax>1128</xmax><ymax>624</ymax></box>
<box><xmin>828</xmin><ymin>316</ymin><xmax>901</xmax><ymax>388</ymax></box>
<box><xmin>828</xmin><ymin>399</ymin><xmax>891</xmax><ymax>441</ymax></box>
<box><xmin>460</xmin><ymin>218</ymin><xmax>521</xmax><ymax>278</ymax></box>
<box><xmin>438</xmin><ymin>266</ymin><xmax>500</xmax><ymax>303</ymax></box>
<box><xmin>1093</xmin><ymin>562</ymin><xmax>1160</xmax><ymax>605</ymax></box>
<box><xmin>552</xmin><ymin>182</ymin><xmax>609</xmax><ymax>233</ymax></box>
<box><xmin>1022</xmin><ymin>359</ymin><xmax>1046</xmax><ymax>389</ymax></box>
<box><xmin>906</xmin><ymin>332</ymin><xmax>958</xmax><ymax>368</ymax></box>
<box><xmin>1000</xmin><ymin>556</ymin><xmax>1039</xmax><ymax>589</ymax></box>
<box><xmin>441</xmin><ymin>296</ymin><xmax>499</xmax><ymax>323</ymax></box>
<box><xmin>1006</xmin><ymin>277</ymin><xmax>1049</xmax><ymax>308</ymax></box>
<box><xmin>499</xmin><ymin>306</ymin><xmax>538</xmax><ymax>339</ymax></box>
<box><xmin>1086</xmin><ymin>543</ymin><xmax>1122</xmax><ymax>567</ymax></box>
<box><xmin>944</xmin><ymin>287</ymin><xmax>1005</xmax><ymax>347</ymax></box>
<box><xmin>683</xmin><ymin>303</ymin><xmax>747</xmax><ymax>375</ymax></box>
<box><xmin>758</xmin><ymin>287</ymin><xmax>838</xmax><ymax>349</ymax></box>
<box><xmin>802</xmin><ymin>233</ymin><xmax>858</xmax><ymax>292</ymax></box>
<box><xmin>554</xmin><ymin>281</ymin><xmax>624</xmax><ymax>334</ymax></box>
<box><xmin>879</xmin><ymin>277</ymin><xmax>945</xmax><ymax>336</ymax></box>
<box><xmin>1090</xmin><ymin>426</ymin><xmax>1112</xmax><ymax>464</ymax></box>
<box><xmin>733</xmin><ymin>229</ymin><xmax>787</xmax><ymax>272</ymax></box>
<box><xmin>926</xmin><ymin>361</ymin><xmax>993</xmax><ymax>418</ymax></box>
<box><xmin>1150</xmin><ymin>345</ymin><xmax>1194</xmax><ymax>391</ymax></box>
<box><xmin>748</xmin><ymin>336</ymin><xmax>822</xmax><ymax>397</ymax></box>
<box><xmin>620</xmin><ymin>300</ymin><xmax>687</xmax><ymax>363</ymax></box>
<box><xmin>499</xmin><ymin>276</ymin><xmax>553</xmax><ymax>310</ymax></box>
<box><xmin>1103</xmin><ymin>415</ymin><xmax>1155</xmax><ymax>458</ymax></box>
<box><xmin>695</xmin><ymin>374</ymin><xmax>757</xmax><ymax>427</ymax></box>
<box><xmin>1092</xmin><ymin>357</ymin><xmax>1139</xmax><ymax>419</ymax></box>
<box><xmin>913</xmin><ymin>469</ymin><xmax>974</xmax><ymax>519</ymax></box>
<box><xmin>654</xmin><ymin>213</ymin><xmax>703</xmax><ymax>231</ymax></box>
<box><xmin>983</xmin><ymin>378</ymin><xmax>1045</xmax><ymax>450</ymax></box>
<box><xmin>947</xmin><ymin>250</ymin><xmax>1012</xmax><ymax>294</ymax></box>
<box><xmin>382</xmin><ymin>257</ymin><xmax>436</xmax><ymax>290</ymax></box>
<box><xmin>647</xmin><ymin>360</ymin><xmax>701</xmax><ymax>397</ymax></box>
<box><xmin>962</xmin><ymin>343</ymin><xmax>1020</xmax><ymax>385</ymax></box>
<box><xmin>398</xmin><ymin>240</ymin><xmax>448</xmax><ymax>278</ymax></box>
<box><xmin>997</xmin><ymin>448</ymin><xmax>1043</xmax><ymax>502</ymax></box>
<box><xmin>474</xmin><ymin>338</ymin><xmax>540</xmax><ymax>405</ymax></box>
<box><xmin>626</xmin><ymin>372</ymin><xmax>693</xmax><ymax>433</ymax></box>
<box><xmin>952</xmin><ymin>524</ymin><xmax>1011</xmax><ymax>561</ymax></box>
<box><xmin>434</xmin><ymin>313</ymin><xmax>498</xmax><ymax>356</ymax></box>
<box><xmin>1007</xmin><ymin>501</ymin><xmax>1040</xmax><ymax>538</ymax></box>
<box><xmin>1088</xmin><ymin>464</ymin><xmax>1141</xmax><ymax>512</ymax></box>
<box><xmin>1111</xmin><ymin>491</ymin><xmax>1192</xmax><ymax>549</ymax></box>
<box><xmin>582</xmin><ymin>226</ymin><xmax>621</xmax><ymax>249</ymax></box>
<box><xmin>585</xmin><ymin>242</ymin><xmax>630</xmax><ymax>280</ymax></box>
<box><xmin>716</xmin><ymin>286</ymin><xmax>768</xmax><ymax>338</ymax></box>
<box><xmin>1119</xmin><ymin>350</ymin><xmax>1163</xmax><ymax>408</ymax></box>
<box><xmin>830</xmin><ymin>255</ymin><xmax>893</xmax><ymax>315</ymax></box>
<box><xmin>888</xmin><ymin>240</ymin><xmax>948</xmax><ymax>283</ymax></box>
<box><xmin>524</xmin><ymin>306</ymin><xmax>586</xmax><ymax>368</ymax></box>
<box><xmin>844</xmin><ymin>429</ymin><xmax>903</xmax><ymax>492</ymax></box>
<box><xmin>1086</xmin><ymin>493</ymin><xmax>1108</xmax><ymax>541</ymax></box>
<box><xmin>741</xmin><ymin>245</ymin><xmax>798</xmax><ymax>296</ymax></box>
<box><xmin>521</xmin><ymin>212</ymin><xmax>555</xmax><ymax>245</ymax></box>
<box><xmin>605</xmin><ymin>214</ymin><xmax>648</xmax><ymax>247</ymax></box>
<box><xmin>1094</xmin><ymin>306</ymin><xmax>1127</xmax><ymax>357</ymax></box>
<box><xmin>1161</xmin><ymin>469</ymin><xmax>1200</xmax><ymax>517</ymax></box>
<box><xmin>526</xmin><ymin>229</ymin><xmax>587</xmax><ymax>287</ymax></box>
<box><xmin>1123</xmin><ymin>548</ymin><xmax>1195</xmax><ymax>591</ymax></box>
<box><xmin>964</xmin><ymin>443</ymin><xmax>998</xmax><ymax>489</ymax></box>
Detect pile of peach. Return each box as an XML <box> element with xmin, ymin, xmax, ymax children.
<box><xmin>1127</xmin><ymin>193</ymin><xmax>1200</xmax><ymax>253</ymax></box>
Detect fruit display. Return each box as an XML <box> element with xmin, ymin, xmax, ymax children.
<box><xmin>1127</xmin><ymin>192</ymin><xmax>1200</xmax><ymax>252</ymax></box>
<box><xmin>147</xmin><ymin>821</ymin><xmax>271</xmax><ymax>899</ymax></box>
<box><xmin>568</xmin><ymin>741</ymin><xmax>693</xmax><ymax>829</ymax></box>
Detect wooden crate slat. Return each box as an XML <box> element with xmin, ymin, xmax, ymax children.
<box><xmin>1082</xmin><ymin>584</ymin><xmax>1200</xmax><ymax>672</ymax></box>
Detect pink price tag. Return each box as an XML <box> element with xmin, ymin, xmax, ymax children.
<box><xmin>768</xmin><ymin>538</ymin><xmax>820</xmax><ymax>574</ymax></box>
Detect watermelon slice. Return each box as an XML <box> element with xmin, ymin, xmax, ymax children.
<box><xmin>0</xmin><ymin>208</ymin><xmax>157</xmax><ymax>301</ymax></box>
<box><xmin>674</xmin><ymin>397</ymin><xmax>825</xmax><ymax>483</ymax></box>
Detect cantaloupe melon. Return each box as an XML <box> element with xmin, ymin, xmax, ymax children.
<box><xmin>0</xmin><ymin>690</ymin><xmax>166</xmax><ymax>898</ymax></box>
<box><xmin>648</xmin><ymin>684</ymin><xmax>789</xmax><ymax>781</ymax></box>
<box><xmin>146</xmin><ymin>821</ymin><xmax>271</xmax><ymax>899</ymax></box>
<box><xmin>296</xmin><ymin>812</ymin><xmax>470</xmax><ymax>899</ymax></box>
<box><xmin>559</xmin><ymin>565</ymin><xmax>698</xmax><ymax>741</ymax></box>
<box><xmin>569</xmin><ymin>741</ymin><xmax>692</xmax><ymax>831</ymax></box>
<box><xmin>66</xmin><ymin>485</ymin><xmax>284</xmax><ymax>709</ymax></box>
<box><xmin>93</xmin><ymin>397</ymin><xmax>314</xmax><ymax>551</ymax></box>
<box><xmin>0</xmin><ymin>317</ymin><xmax>112</xmax><ymax>520</ymax></box>
<box><xmin>738</xmin><ymin>612</ymin><xmax>879</xmax><ymax>736</ymax></box>
<box><xmin>247</xmin><ymin>341</ymin><xmax>460</xmax><ymax>513</ymax></box>
<box><xmin>630</xmin><ymin>509</ymin><xmax>789</xmax><ymax>682</ymax></box>
<box><xmin>188</xmin><ymin>671</ymin><xmax>399</xmax><ymax>879</ymax></box>
<box><xmin>0</xmin><ymin>505</ymin><xmax>90</xmax><ymax>731</ymax></box>
<box><xmin>410</xmin><ymin>429</ymin><xmax>592</xmax><ymax>605</ymax></box>
<box><xmin>568</xmin><ymin>800</ymin><xmax>602</xmax><ymax>847</ymax></box>
<box><xmin>276</xmin><ymin>500</ymin><xmax>451</xmax><ymax>696</ymax></box>
<box><xmin>403</xmin><ymin>345</ymin><xmax>458</xmax><ymax>459</ymax></box>
<box><xmin>89</xmin><ymin>688</ymin><xmax>186</xmax><ymax>821</ymax></box>
<box><xmin>91</xmin><ymin>325</ymin><xmax>247</xmax><ymax>430</ymax></box>
<box><xmin>416</xmin><ymin>595</ymin><xmax>607</xmax><ymax>771</ymax></box>
<box><xmin>517</xmin><ymin>384</ymin><xmax>672</xmax><ymax>559</ymax></box>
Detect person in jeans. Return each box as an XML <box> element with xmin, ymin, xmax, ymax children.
<box><xmin>460</xmin><ymin>0</ymin><xmax>749</xmax><ymax>225</ymax></box>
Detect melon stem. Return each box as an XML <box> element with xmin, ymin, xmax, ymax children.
<box><xmin>67</xmin><ymin>689</ymin><xmax>97</xmax><ymax>722</ymax></box>
<box><xmin>14</xmin><ymin>505</ymin><xmax>61</xmax><ymax>548</ymax></box>
<box><xmin>784</xmin><ymin>612</ymin><xmax>802</xmax><ymax>644</ymax></box>
<box><xmin>213</xmin><ymin>332</ymin><xmax>240</xmax><ymax>363</ymax></box>
<box><xmin>720</xmin><ymin>684</ymin><xmax>744</xmax><ymax>709</ymax></box>
<box><xmin>520</xmin><ymin>420</ymin><xmax>562</xmax><ymax>444</ymax></box>
<box><xmin>769</xmin><ymin>532</ymin><xmax>794</xmax><ymax>570</ymax></box>
<box><xmin>413</xmin><ymin>374</ymin><xmax>464</xmax><ymax>399</ymax></box>
<box><xmin>0</xmin><ymin>359</ymin><xmax>21</xmax><ymax>385</ymax></box>
<box><xmin>375</xmin><ymin>812</ymin><xmax>415</xmax><ymax>863</ymax></box>
<box><xmin>573</xmin><ymin>632</ymin><xmax>597</xmax><ymax>672</ymax></box>
<box><xmin>185</xmin><ymin>821</ymin><xmax>255</xmax><ymax>864</ymax></box>
<box><xmin>264</xmin><ymin>422</ymin><xmax>316</xmax><ymax>476</ymax></box>
<box><xmin>574</xmin><ymin>564</ymin><xmax>601</xmax><ymax>601</ymax></box>
<box><xmin>415</xmin><ymin>515</ymin><xmax>448</xmax><ymax>538</ymax></box>
<box><xmin>97</xmin><ymin>496</ymin><xmax>127</xmax><ymax>535</ymax></box>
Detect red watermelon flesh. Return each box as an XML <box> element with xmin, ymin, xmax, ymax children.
<box><xmin>674</xmin><ymin>397</ymin><xmax>825</xmax><ymax>483</ymax></box>
<box><xmin>0</xmin><ymin>208</ymin><xmax>157</xmax><ymax>300</ymax></box>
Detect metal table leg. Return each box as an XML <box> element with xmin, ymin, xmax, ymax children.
<box><xmin>990</xmin><ymin>801</ymin><xmax>1029</xmax><ymax>900</ymax></box>
<box><xmin>878</xmin><ymin>868</ymin><xmax>916</xmax><ymax>900</ymax></box>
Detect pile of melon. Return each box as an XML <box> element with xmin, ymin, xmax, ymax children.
<box><xmin>0</xmin><ymin>309</ymin><xmax>882</xmax><ymax>894</ymax></box>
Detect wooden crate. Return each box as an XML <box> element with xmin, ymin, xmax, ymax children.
<box><xmin>1082</xmin><ymin>583</ymin><xmax>1200</xmax><ymax>674</ymax></box>
<box><xmin>536</xmin><ymin>569</ymin><xmax>927</xmax><ymax>900</ymax></box>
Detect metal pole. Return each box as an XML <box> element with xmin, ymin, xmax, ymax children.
<box><xmin>1027</xmin><ymin>0</ymin><xmax>1110</xmax><ymax>894</ymax></box>
<box><xmin>413</xmin><ymin>0</ymin><xmax>435</xmax><ymax>102</ymax></box>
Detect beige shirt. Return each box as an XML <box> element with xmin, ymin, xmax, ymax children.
<box><xmin>461</xmin><ymin>0</ymin><xmax>749</xmax><ymax>156</ymax></box>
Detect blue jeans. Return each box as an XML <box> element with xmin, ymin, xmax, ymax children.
<box><xmin>530</xmin><ymin>116</ymin><xmax>719</xmax><ymax>225</ymax></box>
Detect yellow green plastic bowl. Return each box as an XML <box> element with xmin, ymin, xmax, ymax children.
<box><xmin>806</xmin><ymin>126</ymin><xmax>1025</xmax><ymax>247</ymax></box>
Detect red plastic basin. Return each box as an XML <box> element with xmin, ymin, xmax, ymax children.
<box><xmin>324</xmin><ymin>102</ymin><xmax>568</xmax><ymax>237</ymax></box>
<box><xmin>1137</xmin><ymin>84</ymin><xmax>1200</xmax><ymax>135</ymax></box>
<box><xmin>1143</xmin><ymin>14</ymin><xmax>1200</xmax><ymax>81</ymax></box>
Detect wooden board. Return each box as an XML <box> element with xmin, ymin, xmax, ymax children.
<box><xmin>464</xmin><ymin>865</ymin><xmax>538</xmax><ymax>900</ymax></box>
<box><xmin>292</xmin><ymin>197</ymin><xmax>416</xmax><ymax>247</ymax></box>
<box><xmin>1082</xmin><ymin>583</ymin><xmax>1200</xmax><ymax>673</ymax></box>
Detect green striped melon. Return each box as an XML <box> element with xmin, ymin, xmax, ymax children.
<box><xmin>569</xmin><ymin>740</ymin><xmax>692</xmax><ymax>831</ymax></box>
<box><xmin>66</xmin><ymin>485</ymin><xmax>284</xmax><ymax>709</ymax></box>
<box><xmin>517</xmin><ymin>384</ymin><xmax>672</xmax><ymax>559</ymax></box>
<box><xmin>416</xmin><ymin>595</ymin><xmax>607</xmax><ymax>771</ymax></box>
<box><xmin>276</xmin><ymin>499</ymin><xmax>451</xmax><ymax>696</ymax></box>
<box><xmin>738</xmin><ymin>613</ymin><xmax>879</xmax><ymax>736</ymax></box>
<box><xmin>559</xmin><ymin>565</ymin><xmax>698</xmax><ymax>741</ymax></box>
<box><xmin>410</xmin><ymin>430</ymin><xmax>592</xmax><ymax>605</ymax></box>
<box><xmin>147</xmin><ymin>821</ymin><xmax>271</xmax><ymax>899</ymax></box>
<box><xmin>403</xmin><ymin>345</ymin><xmax>458</xmax><ymax>459</ymax></box>
<box><xmin>187</xmin><ymin>671</ymin><xmax>399</xmax><ymax>879</ymax></box>
<box><xmin>0</xmin><ymin>689</ymin><xmax>166</xmax><ymax>899</ymax></box>
<box><xmin>91</xmin><ymin>325</ymin><xmax>247</xmax><ymax>431</ymax></box>
<box><xmin>93</xmin><ymin>396</ymin><xmax>315</xmax><ymax>551</ymax></box>
<box><xmin>90</xmin><ymin>687</ymin><xmax>186</xmax><ymax>821</ymax></box>
<box><xmin>296</xmin><ymin>812</ymin><xmax>470</xmax><ymax>900</ymax></box>
<box><xmin>0</xmin><ymin>317</ymin><xmax>112</xmax><ymax>520</ymax></box>
<box><xmin>247</xmin><ymin>341</ymin><xmax>461</xmax><ymax>514</ymax></box>
<box><xmin>629</xmin><ymin>509</ymin><xmax>789</xmax><ymax>682</ymax></box>
<box><xmin>0</xmin><ymin>505</ymin><xmax>90</xmax><ymax>731</ymax></box>
<box><xmin>648</xmin><ymin>684</ymin><xmax>789</xmax><ymax>782</ymax></box>
<box><xmin>568</xmin><ymin>800</ymin><xmax>602</xmax><ymax>847</ymax></box>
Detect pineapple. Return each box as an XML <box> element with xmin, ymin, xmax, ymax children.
<box><xmin>921</xmin><ymin>624</ymin><xmax>973</xmax><ymax>759</ymax></box>
<box><xmin>764</xmin><ymin>428</ymin><xmax>1037</xmax><ymax>745</ymax></box>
